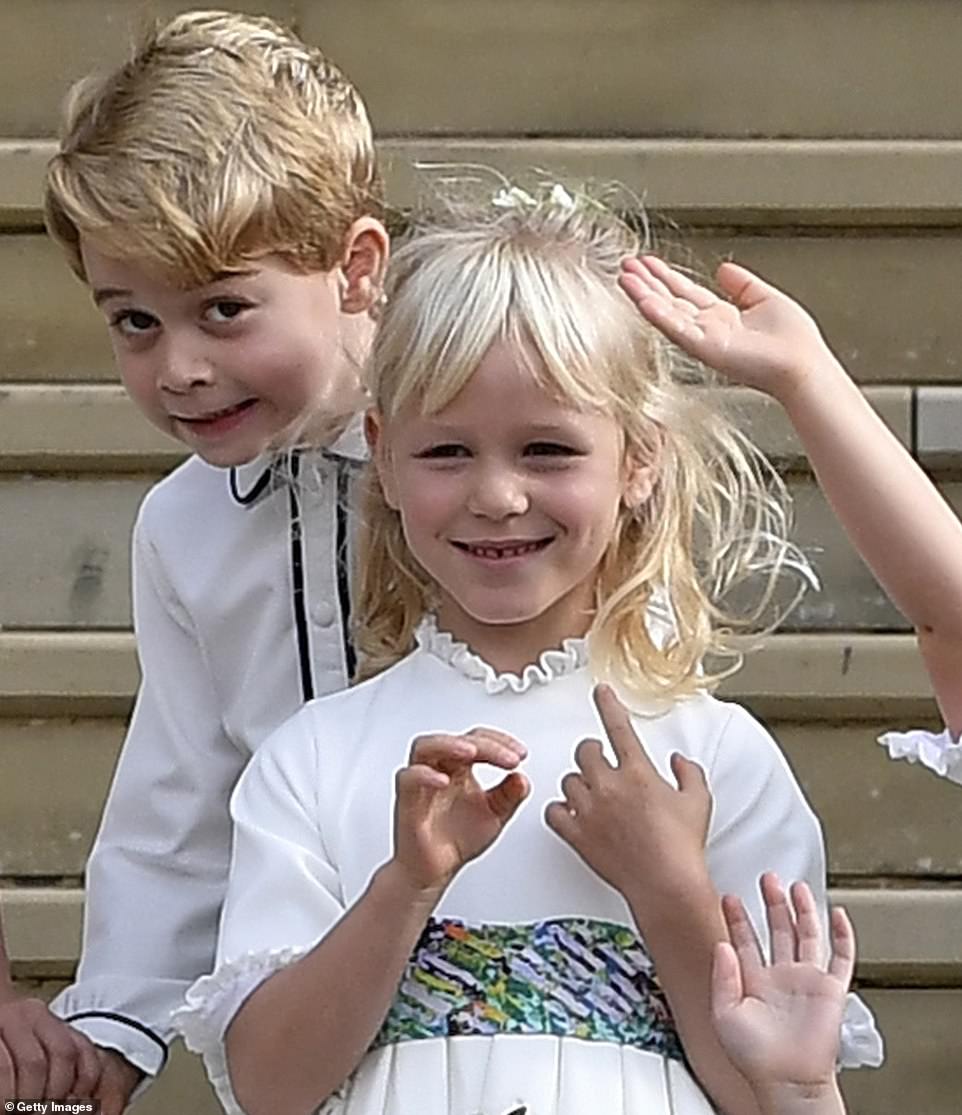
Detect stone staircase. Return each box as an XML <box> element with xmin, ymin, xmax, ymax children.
<box><xmin>2</xmin><ymin>2</ymin><xmax>962</xmax><ymax>1111</ymax></box>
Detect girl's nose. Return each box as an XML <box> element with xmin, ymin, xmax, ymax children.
<box><xmin>467</xmin><ymin>469</ymin><xmax>529</xmax><ymax>520</ymax></box>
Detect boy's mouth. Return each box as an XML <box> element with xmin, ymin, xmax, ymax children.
<box><xmin>172</xmin><ymin>399</ymin><xmax>258</xmax><ymax>426</ymax></box>
<box><xmin>451</xmin><ymin>538</ymin><xmax>553</xmax><ymax>560</ymax></box>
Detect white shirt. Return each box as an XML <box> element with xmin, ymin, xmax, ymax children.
<box><xmin>50</xmin><ymin>421</ymin><xmax>366</xmax><ymax>1077</ymax></box>
<box><xmin>175</xmin><ymin>619</ymin><xmax>883</xmax><ymax>1115</ymax></box>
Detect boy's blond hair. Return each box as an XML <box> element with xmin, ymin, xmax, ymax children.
<box><xmin>45</xmin><ymin>9</ymin><xmax>382</xmax><ymax>285</ymax></box>
<box><xmin>354</xmin><ymin>184</ymin><xmax>810</xmax><ymax>704</ymax></box>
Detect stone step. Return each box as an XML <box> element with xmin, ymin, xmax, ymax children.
<box><xmin>4</xmin><ymin>884</ymin><xmax>958</xmax><ymax>983</ymax></box>
<box><xmin>0</xmin><ymin>717</ymin><xmax>954</xmax><ymax>880</ymax></box>
<box><xmin>0</xmin><ymin>631</ymin><xmax>938</xmax><ymax>720</ymax></box>
<box><xmin>3</xmin><ymin>1</ymin><xmax>962</xmax><ymax>139</ymax></box>
<box><xmin>8</xmin><ymin>139</ymin><xmax>962</xmax><ymax>234</ymax></box>
<box><xmin>6</xmin><ymin>222</ymin><xmax>962</xmax><ymax>386</ymax></box>
<box><xmin>2</xmin><ymin>469</ymin><xmax>957</xmax><ymax>632</ymax></box>
<box><xmin>0</xmin><ymin>383</ymin><xmax>921</xmax><ymax>472</ymax></box>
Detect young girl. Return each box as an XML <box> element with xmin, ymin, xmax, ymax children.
<box><xmin>711</xmin><ymin>877</ymin><xmax>856</xmax><ymax>1115</ymax></box>
<box><xmin>618</xmin><ymin>256</ymin><xmax>962</xmax><ymax>770</ymax></box>
<box><xmin>175</xmin><ymin>190</ymin><xmax>881</xmax><ymax>1115</ymax></box>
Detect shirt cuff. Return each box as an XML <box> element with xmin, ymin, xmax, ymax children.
<box><xmin>877</xmin><ymin>727</ymin><xmax>962</xmax><ymax>785</ymax></box>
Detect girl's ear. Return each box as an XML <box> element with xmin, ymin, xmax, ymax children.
<box><xmin>339</xmin><ymin>217</ymin><xmax>390</xmax><ymax>315</ymax></box>
<box><xmin>623</xmin><ymin>434</ymin><xmax>662</xmax><ymax>509</ymax></box>
<box><xmin>364</xmin><ymin>409</ymin><xmax>399</xmax><ymax>509</ymax></box>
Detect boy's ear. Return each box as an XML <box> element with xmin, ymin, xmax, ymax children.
<box><xmin>340</xmin><ymin>218</ymin><xmax>389</xmax><ymax>315</ymax></box>
<box><xmin>364</xmin><ymin>408</ymin><xmax>399</xmax><ymax>509</ymax></box>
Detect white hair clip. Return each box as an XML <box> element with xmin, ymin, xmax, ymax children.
<box><xmin>491</xmin><ymin>185</ymin><xmax>538</xmax><ymax>210</ymax></box>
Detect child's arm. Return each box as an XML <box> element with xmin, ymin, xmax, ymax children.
<box><xmin>0</xmin><ymin>908</ymin><xmax>108</xmax><ymax>1106</ymax></box>
<box><xmin>712</xmin><ymin>876</ymin><xmax>852</xmax><ymax>1115</ymax></box>
<box><xmin>546</xmin><ymin>685</ymin><xmax>763</xmax><ymax>1115</ymax></box>
<box><xmin>200</xmin><ymin>724</ymin><xmax>528</xmax><ymax>1115</ymax></box>
<box><xmin>620</xmin><ymin>256</ymin><xmax>962</xmax><ymax>735</ymax></box>
<box><xmin>46</xmin><ymin>510</ymin><xmax>248</xmax><ymax>1091</ymax></box>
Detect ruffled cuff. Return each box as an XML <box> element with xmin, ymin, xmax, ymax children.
<box><xmin>838</xmin><ymin>992</ymin><xmax>884</xmax><ymax>1069</ymax></box>
<box><xmin>172</xmin><ymin>946</ymin><xmax>310</xmax><ymax>1115</ymax></box>
<box><xmin>877</xmin><ymin>727</ymin><xmax>962</xmax><ymax>785</ymax></box>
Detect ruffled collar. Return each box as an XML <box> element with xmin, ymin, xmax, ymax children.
<box><xmin>414</xmin><ymin>615</ymin><xmax>588</xmax><ymax>695</ymax></box>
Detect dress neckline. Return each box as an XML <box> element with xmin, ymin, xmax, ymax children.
<box><xmin>414</xmin><ymin>614</ymin><xmax>588</xmax><ymax>695</ymax></box>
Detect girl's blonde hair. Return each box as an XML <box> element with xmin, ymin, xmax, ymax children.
<box><xmin>45</xmin><ymin>9</ymin><xmax>382</xmax><ymax>286</ymax></box>
<box><xmin>354</xmin><ymin>183</ymin><xmax>808</xmax><ymax>703</ymax></box>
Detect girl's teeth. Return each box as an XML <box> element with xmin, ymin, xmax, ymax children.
<box><xmin>468</xmin><ymin>542</ymin><xmax>542</xmax><ymax>559</ymax></box>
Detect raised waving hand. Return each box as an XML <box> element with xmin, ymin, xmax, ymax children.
<box><xmin>711</xmin><ymin>875</ymin><xmax>853</xmax><ymax>1115</ymax></box>
<box><xmin>619</xmin><ymin>255</ymin><xmax>834</xmax><ymax>398</ymax></box>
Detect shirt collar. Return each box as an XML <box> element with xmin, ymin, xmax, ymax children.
<box><xmin>227</xmin><ymin>413</ymin><xmax>368</xmax><ymax>508</ymax></box>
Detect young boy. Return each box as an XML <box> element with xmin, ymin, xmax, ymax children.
<box><xmin>0</xmin><ymin>9</ymin><xmax>387</xmax><ymax>1108</ymax></box>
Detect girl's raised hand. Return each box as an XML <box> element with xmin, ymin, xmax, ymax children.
<box><xmin>393</xmin><ymin>728</ymin><xmax>529</xmax><ymax>897</ymax></box>
<box><xmin>545</xmin><ymin>684</ymin><xmax>712</xmax><ymax>910</ymax></box>
<box><xmin>711</xmin><ymin>875</ymin><xmax>854</xmax><ymax>1109</ymax></box>
<box><xmin>619</xmin><ymin>255</ymin><xmax>836</xmax><ymax>400</ymax></box>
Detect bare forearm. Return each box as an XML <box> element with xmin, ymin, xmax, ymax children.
<box><xmin>624</xmin><ymin>873</ymin><xmax>761</xmax><ymax>1115</ymax></box>
<box><xmin>226</xmin><ymin>862</ymin><xmax>438</xmax><ymax>1115</ymax></box>
<box><xmin>777</xmin><ymin>357</ymin><xmax>962</xmax><ymax>640</ymax></box>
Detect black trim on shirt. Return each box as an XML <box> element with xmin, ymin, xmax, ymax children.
<box><xmin>288</xmin><ymin>449</ymin><xmax>316</xmax><ymax>703</ymax></box>
<box><xmin>228</xmin><ymin>462</ymin><xmax>275</xmax><ymax>506</ymax></box>
<box><xmin>65</xmin><ymin>1011</ymin><xmax>170</xmax><ymax>1067</ymax></box>
<box><xmin>335</xmin><ymin>460</ymin><xmax>357</xmax><ymax>680</ymax></box>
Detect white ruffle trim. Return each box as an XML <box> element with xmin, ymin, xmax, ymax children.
<box><xmin>877</xmin><ymin>727</ymin><xmax>962</xmax><ymax>786</ymax></box>
<box><xmin>172</xmin><ymin>945</ymin><xmax>313</xmax><ymax>1115</ymax></box>
<box><xmin>415</xmin><ymin>615</ymin><xmax>588</xmax><ymax>694</ymax></box>
<box><xmin>839</xmin><ymin>992</ymin><xmax>885</xmax><ymax>1069</ymax></box>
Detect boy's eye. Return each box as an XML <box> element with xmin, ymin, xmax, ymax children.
<box><xmin>205</xmin><ymin>300</ymin><xmax>250</xmax><ymax>324</ymax></box>
<box><xmin>110</xmin><ymin>309</ymin><xmax>159</xmax><ymax>336</ymax></box>
<box><xmin>416</xmin><ymin>444</ymin><xmax>470</xmax><ymax>459</ymax></box>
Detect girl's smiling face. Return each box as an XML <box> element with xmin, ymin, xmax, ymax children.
<box><xmin>370</xmin><ymin>340</ymin><xmax>654</xmax><ymax>671</ymax></box>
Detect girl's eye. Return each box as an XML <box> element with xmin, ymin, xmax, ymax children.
<box><xmin>110</xmin><ymin>309</ymin><xmax>159</xmax><ymax>336</ymax></box>
<box><xmin>205</xmin><ymin>300</ymin><xmax>250</xmax><ymax>324</ymax></box>
<box><xmin>525</xmin><ymin>441</ymin><xmax>579</xmax><ymax>457</ymax></box>
<box><xmin>416</xmin><ymin>444</ymin><xmax>470</xmax><ymax>459</ymax></box>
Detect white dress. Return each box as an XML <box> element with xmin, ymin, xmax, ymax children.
<box><xmin>175</xmin><ymin>619</ymin><xmax>883</xmax><ymax>1115</ymax></box>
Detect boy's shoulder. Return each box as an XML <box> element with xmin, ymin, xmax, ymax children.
<box><xmin>137</xmin><ymin>453</ymin><xmax>231</xmax><ymax>533</ymax></box>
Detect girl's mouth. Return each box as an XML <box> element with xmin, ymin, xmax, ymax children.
<box><xmin>452</xmin><ymin>538</ymin><xmax>553</xmax><ymax>561</ymax></box>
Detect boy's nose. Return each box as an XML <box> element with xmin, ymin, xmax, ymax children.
<box><xmin>158</xmin><ymin>346</ymin><xmax>215</xmax><ymax>392</ymax></box>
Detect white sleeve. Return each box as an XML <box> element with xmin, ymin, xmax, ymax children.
<box><xmin>705</xmin><ymin>704</ymin><xmax>884</xmax><ymax>1070</ymax></box>
<box><xmin>173</xmin><ymin>712</ymin><xmax>344</xmax><ymax>1113</ymax></box>
<box><xmin>877</xmin><ymin>727</ymin><xmax>962</xmax><ymax>785</ymax></box>
<box><xmin>50</xmin><ymin>509</ymin><xmax>248</xmax><ymax>1079</ymax></box>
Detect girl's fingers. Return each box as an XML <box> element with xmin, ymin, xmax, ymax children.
<box><xmin>409</xmin><ymin>730</ymin><xmax>523</xmax><ymax>774</ymax></box>
<box><xmin>637</xmin><ymin>255</ymin><xmax>718</xmax><ymax>310</ymax></box>
<box><xmin>760</xmin><ymin>873</ymin><xmax>797</xmax><ymax>965</ymax></box>
<box><xmin>721</xmin><ymin>893</ymin><xmax>765</xmax><ymax>976</ymax></box>
<box><xmin>572</xmin><ymin>736</ymin><xmax>611</xmax><ymax>784</ymax></box>
<box><xmin>544</xmin><ymin>800</ymin><xmax>578</xmax><ymax>842</ymax></box>
<box><xmin>828</xmin><ymin>906</ymin><xmax>857</xmax><ymax>988</ymax></box>
<box><xmin>485</xmin><ymin>771</ymin><xmax>530</xmax><ymax>821</ymax></box>
<box><xmin>715</xmin><ymin>260</ymin><xmax>779</xmax><ymax>310</ymax></box>
<box><xmin>620</xmin><ymin>255</ymin><xmax>675</xmax><ymax>302</ymax></box>
<box><xmin>593</xmin><ymin>684</ymin><xmax>656</xmax><ymax>775</ymax></box>
<box><xmin>789</xmin><ymin>881</ymin><xmax>823</xmax><ymax>966</ymax></box>
<box><xmin>670</xmin><ymin>753</ymin><xmax>708</xmax><ymax>796</ymax></box>
<box><xmin>396</xmin><ymin>764</ymin><xmax>450</xmax><ymax>810</ymax></box>
<box><xmin>560</xmin><ymin>771</ymin><xmax>591</xmax><ymax>814</ymax></box>
<box><xmin>710</xmin><ymin>940</ymin><xmax>743</xmax><ymax>1019</ymax></box>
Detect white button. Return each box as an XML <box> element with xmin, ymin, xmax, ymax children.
<box><xmin>312</xmin><ymin>601</ymin><xmax>337</xmax><ymax>628</ymax></box>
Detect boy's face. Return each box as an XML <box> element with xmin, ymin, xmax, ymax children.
<box><xmin>81</xmin><ymin>241</ymin><xmax>363</xmax><ymax>467</ymax></box>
